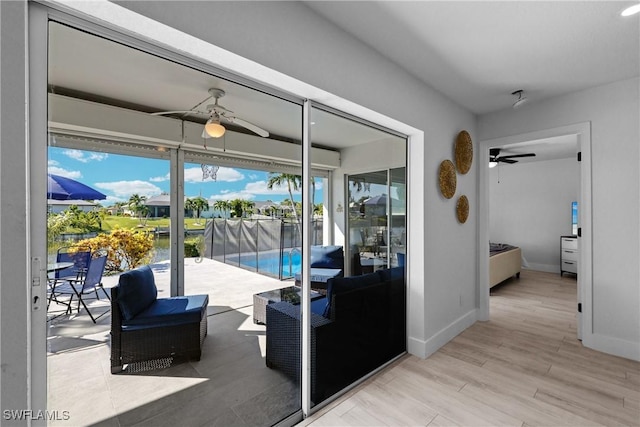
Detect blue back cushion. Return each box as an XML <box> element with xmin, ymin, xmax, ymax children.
<box><xmin>323</xmin><ymin>272</ymin><xmax>382</xmax><ymax>317</ymax></box>
<box><xmin>377</xmin><ymin>266</ymin><xmax>405</xmax><ymax>282</ymax></box>
<box><xmin>116</xmin><ymin>265</ymin><xmax>158</xmax><ymax>320</ymax></box>
<box><xmin>310</xmin><ymin>245</ymin><xmax>344</xmax><ymax>269</ymax></box>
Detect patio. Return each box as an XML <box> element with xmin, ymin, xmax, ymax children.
<box><xmin>46</xmin><ymin>258</ymin><xmax>301</xmax><ymax>426</ymax></box>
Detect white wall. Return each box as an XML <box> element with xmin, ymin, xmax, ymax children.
<box><xmin>490</xmin><ymin>158</ymin><xmax>579</xmax><ymax>273</ymax></box>
<box><xmin>479</xmin><ymin>77</ymin><xmax>640</xmax><ymax>359</ymax></box>
<box><xmin>116</xmin><ymin>0</ymin><xmax>478</xmax><ymax>356</ymax></box>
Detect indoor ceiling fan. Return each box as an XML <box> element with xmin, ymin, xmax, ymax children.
<box><xmin>489</xmin><ymin>148</ymin><xmax>536</xmax><ymax>168</ymax></box>
<box><xmin>152</xmin><ymin>88</ymin><xmax>269</xmax><ymax>139</ymax></box>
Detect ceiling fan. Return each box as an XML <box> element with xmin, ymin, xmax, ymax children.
<box><xmin>152</xmin><ymin>88</ymin><xmax>269</xmax><ymax>139</ymax></box>
<box><xmin>489</xmin><ymin>148</ymin><xmax>536</xmax><ymax>167</ymax></box>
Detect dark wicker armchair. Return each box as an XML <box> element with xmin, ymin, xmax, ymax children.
<box><xmin>266</xmin><ymin>268</ymin><xmax>405</xmax><ymax>404</ymax></box>
<box><xmin>110</xmin><ymin>266</ymin><xmax>208</xmax><ymax>373</ymax></box>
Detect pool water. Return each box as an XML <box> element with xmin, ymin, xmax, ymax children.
<box><xmin>238</xmin><ymin>250</ymin><xmax>302</xmax><ymax>277</ymax></box>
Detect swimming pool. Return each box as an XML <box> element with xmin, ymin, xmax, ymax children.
<box><xmin>233</xmin><ymin>250</ymin><xmax>302</xmax><ymax>278</ymax></box>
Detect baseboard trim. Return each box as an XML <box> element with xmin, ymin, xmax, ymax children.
<box><xmin>583</xmin><ymin>332</ymin><xmax>640</xmax><ymax>362</ymax></box>
<box><xmin>524</xmin><ymin>264</ymin><xmax>559</xmax><ymax>274</ymax></box>
<box><xmin>408</xmin><ymin>309</ymin><xmax>478</xmax><ymax>359</ymax></box>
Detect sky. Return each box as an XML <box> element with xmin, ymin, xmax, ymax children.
<box><xmin>48</xmin><ymin>147</ymin><xmax>322</xmax><ymax>206</ymax></box>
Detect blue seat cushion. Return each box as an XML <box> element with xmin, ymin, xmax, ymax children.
<box><xmin>310</xmin><ymin>296</ymin><xmax>328</xmax><ymax>317</ymax></box>
<box><xmin>116</xmin><ymin>266</ymin><xmax>158</xmax><ymax>321</ymax></box>
<box><xmin>310</xmin><ymin>245</ymin><xmax>344</xmax><ymax>269</ymax></box>
<box><xmin>122</xmin><ymin>294</ymin><xmax>209</xmax><ymax>331</ymax></box>
<box><xmin>294</xmin><ymin>268</ymin><xmax>343</xmax><ymax>284</ymax></box>
<box><xmin>324</xmin><ymin>272</ymin><xmax>382</xmax><ymax>317</ymax></box>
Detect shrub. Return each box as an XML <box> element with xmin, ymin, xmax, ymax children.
<box><xmin>184</xmin><ymin>236</ymin><xmax>204</xmax><ymax>258</ymax></box>
<box><xmin>70</xmin><ymin>226</ymin><xmax>154</xmax><ymax>273</ymax></box>
<box><xmin>47</xmin><ymin>211</ymin><xmax>73</xmax><ymax>244</ymax></box>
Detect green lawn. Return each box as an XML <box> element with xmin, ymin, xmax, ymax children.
<box><xmin>102</xmin><ymin>216</ymin><xmax>207</xmax><ymax>231</ymax></box>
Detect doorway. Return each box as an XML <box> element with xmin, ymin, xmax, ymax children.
<box><xmin>479</xmin><ymin>122</ymin><xmax>592</xmax><ymax>342</ymax></box>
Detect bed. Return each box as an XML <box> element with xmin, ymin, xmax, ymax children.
<box><xmin>490</xmin><ymin>243</ymin><xmax>522</xmax><ymax>288</ymax></box>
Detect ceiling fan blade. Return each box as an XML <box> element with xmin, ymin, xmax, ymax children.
<box><xmin>228</xmin><ymin>117</ymin><xmax>269</xmax><ymax>137</ymax></box>
<box><xmin>500</xmin><ymin>153</ymin><xmax>536</xmax><ymax>159</ymax></box>
<box><xmin>151</xmin><ymin>110</ymin><xmax>192</xmax><ymax>116</ymax></box>
<box><xmin>500</xmin><ymin>158</ymin><xmax>518</xmax><ymax>164</ymax></box>
<box><xmin>151</xmin><ymin>110</ymin><xmax>207</xmax><ymax>116</ymax></box>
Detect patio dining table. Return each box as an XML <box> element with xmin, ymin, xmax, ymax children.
<box><xmin>47</xmin><ymin>262</ymin><xmax>74</xmax><ymax>273</ymax></box>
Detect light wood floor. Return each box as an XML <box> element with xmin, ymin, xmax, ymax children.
<box><xmin>301</xmin><ymin>270</ymin><xmax>640</xmax><ymax>427</ymax></box>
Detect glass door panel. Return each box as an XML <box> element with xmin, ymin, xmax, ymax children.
<box><xmin>308</xmin><ymin>105</ymin><xmax>407</xmax><ymax>407</ymax></box>
<box><xmin>349</xmin><ymin>170</ymin><xmax>391</xmax><ymax>273</ymax></box>
<box><xmin>390</xmin><ymin>167</ymin><xmax>407</xmax><ymax>268</ymax></box>
<box><xmin>47</xmin><ymin>21</ymin><xmax>303</xmax><ymax>426</ymax></box>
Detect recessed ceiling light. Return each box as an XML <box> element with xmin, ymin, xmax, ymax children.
<box><xmin>621</xmin><ymin>3</ymin><xmax>640</xmax><ymax>16</ymax></box>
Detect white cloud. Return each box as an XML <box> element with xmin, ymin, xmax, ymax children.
<box><xmin>149</xmin><ymin>173</ymin><xmax>169</xmax><ymax>182</ymax></box>
<box><xmin>48</xmin><ymin>166</ymin><xmax>82</xmax><ymax>179</ymax></box>
<box><xmin>209</xmin><ymin>191</ymin><xmax>256</xmax><ymax>201</ymax></box>
<box><xmin>63</xmin><ymin>149</ymin><xmax>108</xmax><ymax>163</ymax></box>
<box><xmin>207</xmin><ymin>179</ymin><xmax>302</xmax><ymax>201</ymax></box>
<box><xmin>184</xmin><ymin>166</ymin><xmax>244</xmax><ymax>183</ymax></box>
<box><xmin>245</xmin><ymin>180</ymin><xmax>301</xmax><ymax>195</ymax></box>
<box><xmin>94</xmin><ymin>180</ymin><xmax>162</xmax><ymax>199</ymax></box>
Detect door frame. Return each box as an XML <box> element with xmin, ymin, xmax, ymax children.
<box><xmin>478</xmin><ymin>122</ymin><xmax>592</xmax><ymax>343</ymax></box>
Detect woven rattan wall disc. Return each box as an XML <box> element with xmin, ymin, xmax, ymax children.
<box><xmin>456</xmin><ymin>195</ymin><xmax>469</xmax><ymax>223</ymax></box>
<box><xmin>438</xmin><ymin>159</ymin><xmax>457</xmax><ymax>199</ymax></box>
<box><xmin>455</xmin><ymin>130</ymin><xmax>473</xmax><ymax>174</ymax></box>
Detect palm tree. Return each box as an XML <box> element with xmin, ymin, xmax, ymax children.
<box><xmin>241</xmin><ymin>199</ymin><xmax>255</xmax><ymax>218</ymax></box>
<box><xmin>267</xmin><ymin>172</ymin><xmax>302</xmax><ymax>236</ymax></box>
<box><xmin>128</xmin><ymin>194</ymin><xmax>149</xmax><ymax>226</ymax></box>
<box><xmin>229</xmin><ymin>198</ymin><xmax>254</xmax><ymax>218</ymax></box>
<box><xmin>213</xmin><ymin>200</ymin><xmax>231</xmax><ymax>218</ymax></box>
<box><xmin>186</xmin><ymin>196</ymin><xmax>209</xmax><ymax>223</ymax></box>
<box><xmin>185</xmin><ymin>198</ymin><xmax>196</xmax><ymax>219</ymax></box>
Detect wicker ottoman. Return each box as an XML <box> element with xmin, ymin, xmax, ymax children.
<box><xmin>253</xmin><ymin>286</ymin><xmax>321</xmax><ymax>324</ymax></box>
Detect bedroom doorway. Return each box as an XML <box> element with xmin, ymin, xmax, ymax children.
<box><xmin>479</xmin><ymin>122</ymin><xmax>592</xmax><ymax>342</ymax></box>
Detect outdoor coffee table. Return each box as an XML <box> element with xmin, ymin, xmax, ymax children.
<box><xmin>253</xmin><ymin>286</ymin><xmax>322</xmax><ymax>325</ymax></box>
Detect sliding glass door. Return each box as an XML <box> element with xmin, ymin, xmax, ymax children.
<box><xmin>305</xmin><ymin>105</ymin><xmax>407</xmax><ymax>407</ymax></box>
<box><xmin>39</xmin><ymin>8</ymin><xmax>408</xmax><ymax>424</ymax></box>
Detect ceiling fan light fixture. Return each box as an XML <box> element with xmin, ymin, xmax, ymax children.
<box><xmin>489</xmin><ymin>160</ymin><xmax>498</xmax><ymax>168</ymax></box>
<box><xmin>205</xmin><ymin>117</ymin><xmax>226</xmax><ymax>138</ymax></box>
<box><xmin>511</xmin><ymin>89</ymin><xmax>528</xmax><ymax>109</ymax></box>
<box><xmin>621</xmin><ymin>3</ymin><xmax>640</xmax><ymax>16</ymax></box>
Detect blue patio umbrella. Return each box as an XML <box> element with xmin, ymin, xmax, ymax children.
<box><xmin>47</xmin><ymin>174</ymin><xmax>107</xmax><ymax>201</ymax></box>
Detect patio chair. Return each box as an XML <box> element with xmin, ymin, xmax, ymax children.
<box><xmin>51</xmin><ymin>246</ymin><xmax>91</xmax><ymax>282</ymax></box>
<box><xmin>48</xmin><ymin>255</ymin><xmax>110</xmax><ymax>323</ymax></box>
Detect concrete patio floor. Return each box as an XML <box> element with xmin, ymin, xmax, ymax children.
<box><xmin>46</xmin><ymin>258</ymin><xmax>301</xmax><ymax>426</ymax></box>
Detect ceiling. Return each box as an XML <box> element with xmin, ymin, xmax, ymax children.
<box><xmin>49</xmin><ymin>2</ymin><xmax>639</xmax><ymax>163</ymax></box>
<box><xmin>306</xmin><ymin>1</ymin><xmax>640</xmax><ymax>115</ymax></box>
<box><xmin>48</xmin><ymin>23</ymin><xmax>399</xmax><ymax>152</ymax></box>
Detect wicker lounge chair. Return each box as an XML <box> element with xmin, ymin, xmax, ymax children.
<box><xmin>110</xmin><ymin>266</ymin><xmax>208</xmax><ymax>373</ymax></box>
<box><xmin>266</xmin><ymin>267</ymin><xmax>406</xmax><ymax>403</ymax></box>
